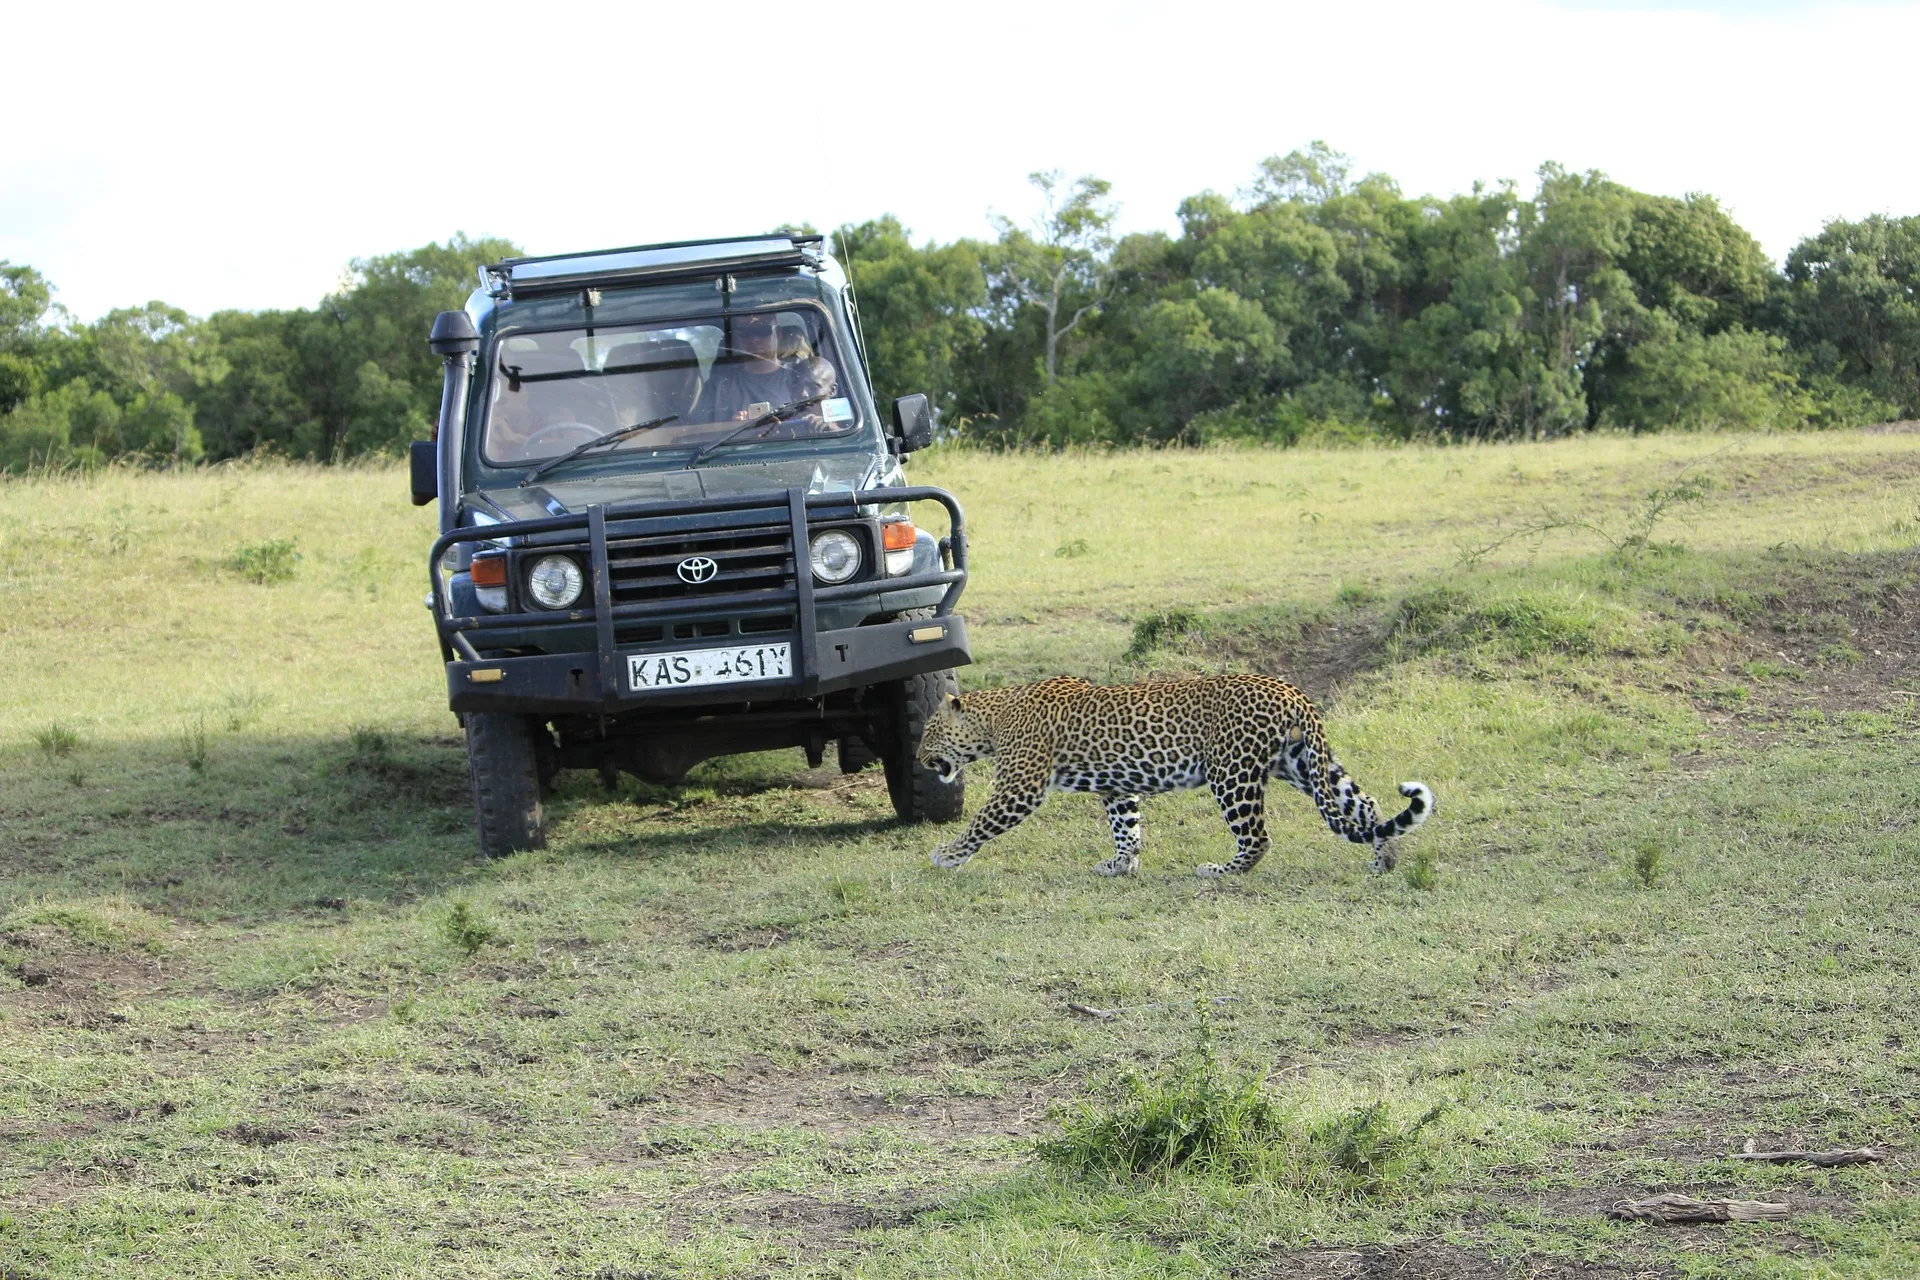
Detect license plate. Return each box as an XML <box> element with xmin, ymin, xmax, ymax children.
<box><xmin>627</xmin><ymin>642</ymin><xmax>791</xmax><ymax>691</ymax></box>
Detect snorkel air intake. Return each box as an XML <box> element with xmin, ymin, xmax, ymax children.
<box><xmin>429</xmin><ymin>309</ymin><xmax>480</xmax><ymax>535</ymax></box>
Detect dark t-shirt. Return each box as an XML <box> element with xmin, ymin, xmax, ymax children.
<box><xmin>699</xmin><ymin>355</ymin><xmax>838</xmax><ymax>423</ymax></box>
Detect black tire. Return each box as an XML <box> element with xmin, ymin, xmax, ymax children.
<box><xmin>883</xmin><ymin>668</ymin><xmax>965</xmax><ymax>823</ymax></box>
<box><xmin>837</xmin><ymin>734</ymin><xmax>881</xmax><ymax>774</ymax></box>
<box><xmin>465</xmin><ymin>713</ymin><xmax>547</xmax><ymax>858</ymax></box>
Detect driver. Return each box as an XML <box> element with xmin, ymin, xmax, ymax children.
<box><xmin>699</xmin><ymin>312</ymin><xmax>838</xmax><ymax>423</ymax></box>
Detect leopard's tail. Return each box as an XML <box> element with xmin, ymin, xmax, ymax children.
<box><xmin>1296</xmin><ymin>729</ymin><xmax>1433</xmax><ymax>849</ymax></box>
<box><xmin>1374</xmin><ymin>782</ymin><xmax>1434</xmax><ymax>843</ymax></box>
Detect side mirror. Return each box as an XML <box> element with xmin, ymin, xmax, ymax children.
<box><xmin>410</xmin><ymin>439</ymin><xmax>438</xmax><ymax>505</ymax></box>
<box><xmin>891</xmin><ymin>393</ymin><xmax>934</xmax><ymax>454</ymax></box>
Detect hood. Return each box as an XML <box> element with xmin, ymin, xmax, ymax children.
<box><xmin>472</xmin><ymin>450</ymin><xmax>887</xmax><ymax>523</ymax></box>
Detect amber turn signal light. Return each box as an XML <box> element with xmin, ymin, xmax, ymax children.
<box><xmin>881</xmin><ymin>521</ymin><xmax>917</xmax><ymax>551</ymax></box>
<box><xmin>470</xmin><ymin>554</ymin><xmax>508</xmax><ymax>587</ymax></box>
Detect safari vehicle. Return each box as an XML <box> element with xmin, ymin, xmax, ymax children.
<box><xmin>410</xmin><ymin>235</ymin><xmax>971</xmax><ymax>857</ymax></box>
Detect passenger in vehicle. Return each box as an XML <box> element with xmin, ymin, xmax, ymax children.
<box><xmin>699</xmin><ymin>312</ymin><xmax>838</xmax><ymax>425</ymax></box>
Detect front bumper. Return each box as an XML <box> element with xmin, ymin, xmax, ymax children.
<box><xmin>428</xmin><ymin>484</ymin><xmax>971</xmax><ymax>716</ymax></box>
<box><xmin>446</xmin><ymin>613</ymin><xmax>969</xmax><ymax>715</ymax></box>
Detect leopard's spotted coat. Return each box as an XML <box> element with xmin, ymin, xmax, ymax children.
<box><xmin>915</xmin><ymin>674</ymin><xmax>1432</xmax><ymax>877</ymax></box>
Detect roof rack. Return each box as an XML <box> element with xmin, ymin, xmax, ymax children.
<box><xmin>482</xmin><ymin>235</ymin><xmax>827</xmax><ymax>299</ymax></box>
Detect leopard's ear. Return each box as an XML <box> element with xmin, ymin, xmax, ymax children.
<box><xmin>948</xmin><ymin>694</ymin><xmax>964</xmax><ymax>712</ymax></box>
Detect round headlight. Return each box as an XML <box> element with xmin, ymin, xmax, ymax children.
<box><xmin>809</xmin><ymin>529</ymin><xmax>862</xmax><ymax>584</ymax></box>
<box><xmin>526</xmin><ymin>555</ymin><xmax>585</xmax><ymax>609</ymax></box>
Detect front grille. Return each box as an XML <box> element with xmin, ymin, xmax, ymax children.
<box><xmin>605</xmin><ymin>520</ymin><xmax>794</xmax><ymax>603</ymax></box>
<box><xmin>612</xmin><ymin>617</ymin><xmax>785</xmax><ymax>646</ymax></box>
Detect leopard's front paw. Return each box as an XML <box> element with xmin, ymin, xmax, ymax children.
<box><xmin>1194</xmin><ymin>862</ymin><xmax>1229</xmax><ymax>879</ymax></box>
<box><xmin>1094</xmin><ymin>854</ymin><xmax>1139</xmax><ymax>877</ymax></box>
<box><xmin>929</xmin><ymin>844</ymin><xmax>968</xmax><ymax>870</ymax></box>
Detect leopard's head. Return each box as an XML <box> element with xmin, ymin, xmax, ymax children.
<box><xmin>917</xmin><ymin>693</ymin><xmax>993</xmax><ymax>784</ymax></box>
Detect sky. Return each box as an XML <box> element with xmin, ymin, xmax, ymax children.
<box><xmin>6</xmin><ymin>0</ymin><xmax>1919</xmax><ymax>322</ymax></box>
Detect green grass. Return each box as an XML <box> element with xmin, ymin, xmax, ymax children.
<box><xmin>2</xmin><ymin>432</ymin><xmax>1920</xmax><ymax>1277</ymax></box>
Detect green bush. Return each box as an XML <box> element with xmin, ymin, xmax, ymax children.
<box><xmin>1394</xmin><ymin>586</ymin><xmax>1615</xmax><ymax>658</ymax></box>
<box><xmin>1037</xmin><ymin>1001</ymin><xmax>1444</xmax><ymax>1192</ymax></box>
<box><xmin>1124</xmin><ymin>608</ymin><xmax>1202</xmax><ymax>661</ymax></box>
<box><xmin>1631</xmin><ymin>837</ymin><xmax>1664</xmax><ymax>889</ymax></box>
<box><xmin>1036</xmin><ymin>1003</ymin><xmax>1289</xmax><ymax>1180</ymax></box>
<box><xmin>1402</xmin><ymin>845</ymin><xmax>1438</xmax><ymax>891</ymax></box>
<box><xmin>33</xmin><ymin>722</ymin><xmax>79</xmax><ymax>758</ymax></box>
<box><xmin>228</xmin><ymin>539</ymin><xmax>300</xmax><ymax>585</ymax></box>
<box><xmin>441</xmin><ymin>901</ymin><xmax>499</xmax><ymax>957</ymax></box>
<box><xmin>179</xmin><ymin>716</ymin><xmax>210</xmax><ymax>773</ymax></box>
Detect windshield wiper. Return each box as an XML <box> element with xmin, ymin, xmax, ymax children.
<box><xmin>518</xmin><ymin>414</ymin><xmax>679</xmax><ymax>487</ymax></box>
<box><xmin>680</xmin><ymin>396</ymin><xmax>828</xmax><ymax>470</ymax></box>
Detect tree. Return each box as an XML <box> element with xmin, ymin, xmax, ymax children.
<box><xmin>832</xmin><ymin>218</ymin><xmax>987</xmax><ymax>423</ymax></box>
<box><xmin>1620</xmin><ymin>193</ymin><xmax>1773</xmax><ymax>333</ymax></box>
<box><xmin>0</xmin><ymin>263</ymin><xmax>55</xmax><ymax>416</ymax></box>
<box><xmin>1773</xmin><ymin>215</ymin><xmax>1920</xmax><ymax>416</ymax></box>
<box><xmin>987</xmin><ymin>171</ymin><xmax>1118</xmax><ymax>384</ymax></box>
<box><xmin>189</xmin><ymin>310</ymin><xmax>317</xmax><ymax>458</ymax></box>
<box><xmin>1242</xmin><ymin>140</ymin><xmax>1353</xmax><ymax>208</ymax></box>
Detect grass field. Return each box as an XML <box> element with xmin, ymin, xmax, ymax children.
<box><xmin>3</xmin><ymin>429</ymin><xmax>1920</xmax><ymax>1278</ymax></box>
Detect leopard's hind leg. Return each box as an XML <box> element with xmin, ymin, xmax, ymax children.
<box><xmin>1196</xmin><ymin>768</ymin><xmax>1271</xmax><ymax>878</ymax></box>
<box><xmin>1094</xmin><ymin>792</ymin><xmax>1142</xmax><ymax>876</ymax></box>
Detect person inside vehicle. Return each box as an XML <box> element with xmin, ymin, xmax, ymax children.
<box><xmin>698</xmin><ymin>311</ymin><xmax>840</xmax><ymax>425</ymax></box>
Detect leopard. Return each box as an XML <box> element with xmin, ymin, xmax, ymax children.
<box><xmin>914</xmin><ymin>674</ymin><xmax>1432</xmax><ymax>878</ymax></box>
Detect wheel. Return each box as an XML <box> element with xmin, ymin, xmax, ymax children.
<box><xmin>465</xmin><ymin>713</ymin><xmax>548</xmax><ymax>857</ymax></box>
<box><xmin>837</xmin><ymin>733</ymin><xmax>880</xmax><ymax>774</ymax></box>
<box><xmin>883</xmin><ymin>668</ymin><xmax>965</xmax><ymax>823</ymax></box>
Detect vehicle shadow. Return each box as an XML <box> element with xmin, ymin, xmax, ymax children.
<box><xmin>0</xmin><ymin>727</ymin><xmax>910</xmax><ymax>917</ymax></box>
<box><xmin>558</xmin><ymin>812</ymin><xmax>905</xmax><ymax>866</ymax></box>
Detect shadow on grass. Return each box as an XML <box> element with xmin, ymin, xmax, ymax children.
<box><xmin>557</xmin><ymin>813</ymin><xmax>904</xmax><ymax>865</ymax></box>
<box><xmin>0</xmin><ymin>725</ymin><xmax>895</xmax><ymax>918</ymax></box>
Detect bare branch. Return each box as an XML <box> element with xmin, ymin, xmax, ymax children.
<box><xmin>1608</xmin><ymin>1194</ymin><xmax>1790</xmax><ymax>1224</ymax></box>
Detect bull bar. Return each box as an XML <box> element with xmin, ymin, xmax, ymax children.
<box><xmin>427</xmin><ymin>485</ymin><xmax>970</xmax><ymax>714</ymax></box>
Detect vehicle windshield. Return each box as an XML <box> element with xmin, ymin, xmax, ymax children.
<box><xmin>480</xmin><ymin>306</ymin><xmax>861</xmax><ymax>469</ymax></box>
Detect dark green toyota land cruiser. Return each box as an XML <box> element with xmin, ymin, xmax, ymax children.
<box><xmin>411</xmin><ymin>235</ymin><xmax>971</xmax><ymax>857</ymax></box>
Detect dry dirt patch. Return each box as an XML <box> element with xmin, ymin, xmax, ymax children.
<box><xmin>1689</xmin><ymin>549</ymin><xmax>1920</xmax><ymax>733</ymax></box>
<box><xmin>667</xmin><ymin>1055</ymin><xmax>1049</xmax><ymax>1141</ymax></box>
<box><xmin>1250</xmin><ymin>1240</ymin><xmax>1665</xmax><ymax>1279</ymax></box>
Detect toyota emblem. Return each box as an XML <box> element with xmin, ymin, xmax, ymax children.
<box><xmin>676</xmin><ymin>556</ymin><xmax>719</xmax><ymax>584</ymax></box>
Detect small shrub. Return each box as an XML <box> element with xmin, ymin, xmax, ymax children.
<box><xmin>1312</xmin><ymin>1100</ymin><xmax>1446</xmax><ymax>1194</ymax></box>
<box><xmin>229</xmin><ymin>538</ymin><xmax>300</xmax><ymax>585</ymax></box>
<box><xmin>1054</xmin><ymin>537</ymin><xmax>1091</xmax><ymax>559</ymax></box>
<box><xmin>1393</xmin><ymin>586</ymin><xmax>1612</xmax><ymax>659</ymax></box>
<box><xmin>33</xmin><ymin>722</ymin><xmax>79</xmax><ymax>758</ymax></box>
<box><xmin>1124</xmin><ymin>608</ymin><xmax>1201</xmax><ymax>662</ymax></box>
<box><xmin>1037</xmin><ymin>1000</ymin><xmax>1445</xmax><ymax>1193</ymax></box>
<box><xmin>1703</xmin><ymin>683</ymin><xmax>1750</xmax><ymax>708</ymax></box>
<box><xmin>223</xmin><ymin>687</ymin><xmax>271</xmax><ymax>732</ymax></box>
<box><xmin>179</xmin><ymin>716</ymin><xmax>210</xmax><ymax>773</ymax></box>
<box><xmin>1335</xmin><ymin>583</ymin><xmax>1380</xmax><ymax>608</ymax></box>
<box><xmin>65</xmin><ymin>767</ymin><xmax>86</xmax><ymax>788</ymax></box>
<box><xmin>1037</xmin><ymin>999</ymin><xmax>1286</xmax><ymax>1180</ymax></box>
<box><xmin>1393</xmin><ymin>586</ymin><xmax>1473</xmax><ymax>638</ymax></box>
<box><xmin>1402</xmin><ymin>846</ymin><xmax>1438</xmax><ymax>891</ymax></box>
<box><xmin>825</xmin><ymin>874</ymin><xmax>869</xmax><ymax>913</ymax></box>
<box><xmin>1816</xmin><ymin>642</ymin><xmax>1864</xmax><ymax>666</ymax></box>
<box><xmin>349</xmin><ymin>723</ymin><xmax>392</xmax><ymax>761</ymax></box>
<box><xmin>441</xmin><ymin>901</ymin><xmax>499</xmax><ymax>957</ymax></box>
<box><xmin>1631</xmin><ymin>838</ymin><xmax>1664</xmax><ymax>889</ymax></box>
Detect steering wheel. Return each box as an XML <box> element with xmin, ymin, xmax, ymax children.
<box><xmin>521</xmin><ymin>421</ymin><xmax>603</xmax><ymax>456</ymax></box>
